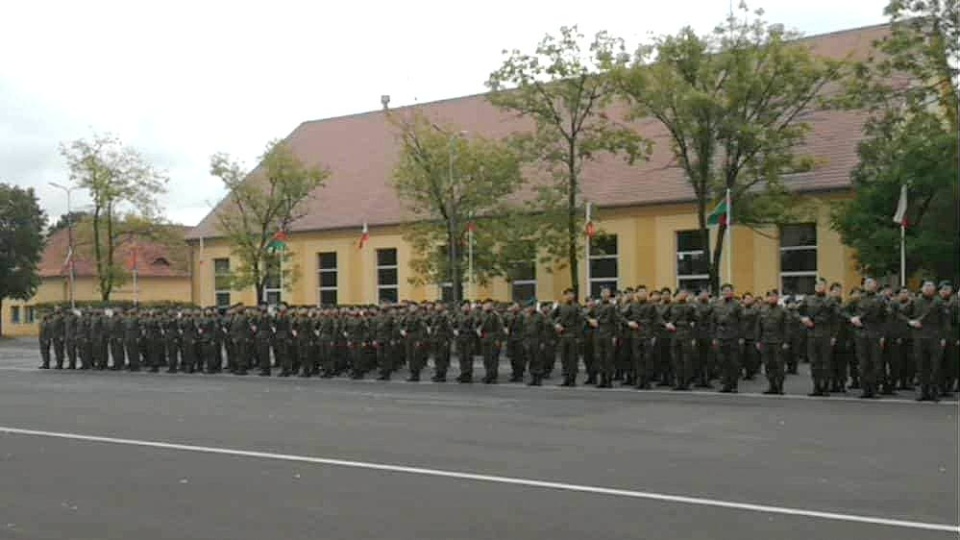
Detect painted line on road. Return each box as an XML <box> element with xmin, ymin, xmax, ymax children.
<box><xmin>0</xmin><ymin>425</ymin><xmax>956</xmax><ymax>534</ymax></box>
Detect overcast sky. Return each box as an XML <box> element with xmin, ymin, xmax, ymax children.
<box><xmin>1</xmin><ymin>0</ymin><xmax>888</xmax><ymax>227</ymax></box>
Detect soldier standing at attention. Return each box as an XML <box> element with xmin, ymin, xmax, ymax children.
<box><xmin>273</xmin><ymin>305</ymin><xmax>293</xmax><ymax>377</ymax></box>
<box><xmin>938</xmin><ymin>282</ymin><xmax>958</xmax><ymax>396</ymax></box>
<box><xmin>739</xmin><ymin>293</ymin><xmax>760</xmax><ymax>381</ymax></box>
<box><xmin>64</xmin><ymin>308</ymin><xmax>78</xmax><ymax>369</ymax></box>
<box><xmin>798</xmin><ymin>278</ymin><xmax>840</xmax><ymax>397</ymax></box>
<box><xmin>849</xmin><ymin>278</ymin><xmax>888</xmax><ymax>399</ymax></box>
<box><xmin>296</xmin><ymin>308</ymin><xmax>315</xmax><ymax>378</ymax></box>
<box><xmin>887</xmin><ymin>288</ymin><xmax>912</xmax><ymax>392</ymax></box>
<box><xmin>552</xmin><ymin>288</ymin><xmax>582</xmax><ymax>387</ymax></box>
<box><xmin>521</xmin><ymin>300</ymin><xmax>546</xmax><ymax>386</ymax></box>
<box><xmin>430</xmin><ymin>302</ymin><xmax>453</xmax><ymax>382</ymax></box>
<box><xmin>478</xmin><ymin>300</ymin><xmax>504</xmax><ymax>384</ymax></box>
<box><xmin>901</xmin><ymin>280</ymin><xmax>950</xmax><ymax>401</ymax></box>
<box><xmin>122</xmin><ymin>309</ymin><xmax>141</xmax><ymax>372</ymax></box>
<box><xmin>713</xmin><ymin>283</ymin><xmax>744</xmax><ymax>393</ymax></box>
<box><xmin>90</xmin><ymin>309</ymin><xmax>107</xmax><ymax>370</ymax></box>
<box><xmin>143</xmin><ymin>311</ymin><xmax>163</xmax><ymax>373</ymax></box>
<box><xmin>624</xmin><ymin>286</ymin><xmax>661</xmax><ymax>390</ymax></box>
<box><xmin>254</xmin><ymin>306</ymin><xmax>273</xmax><ymax>376</ymax></box>
<box><xmin>38</xmin><ymin>311</ymin><xmax>53</xmax><ymax>369</ymax></box>
<box><xmin>756</xmin><ymin>290</ymin><xmax>790</xmax><ymax>395</ymax></box>
<box><xmin>455</xmin><ymin>302</ymin><xmax>476</xmax><ymax>383</ymax></box>
<box><xmin>229</xmin><ymin>306</ymin><xmax>251</xmax><ymax>376</ymax></box>
<box><xmin>77</xmin><ymin>310</ymin><xmax>92</xmax><ymax>370</ymax></box>
<box><xmin>666</xmin><ymin>289</ymin><xmax>697</xmax><ymax>390</ymax></box>
<box><xmin>372</xmin><ymin>306</ymin><xmax>394</xmax><ymax>381</ymax></box>
<box><xmin>589</xmin><ymin>287</ymin><xmax>621</xmax><ymax>389</ymax></box>
<box><xmin>504</xmin><ymin>303</ymin><xmax>525</xmax><ymax>382</ymax></box>
<box><xmin>540</xmin><ymin>302</ymin><xmax>559</xmax><ymax>379</ymax></box>
<box><xmin>108</xmin><ymin>308</ymin><xmax>125</xmax><ymax>371</ymax></box>
<box><xmin>693</xmin><ymin>290</ymin><xmax>715</xmax><ymax>387</ymax></box>
<box><xmin>51</xmin><ymin>307</ymin><xmax>65</xmax><ymax>369</ymax></box>
<box><xmin>400</xmin><ymin>303</ymin><xmax>427</xmax><ymax>382</ymax></box>
<box><xmin>162</xmin><ymin>310</ymin><xmax>181</xmax><ymax>373</ymax></box>
<box><xmin>582</xmin><ymin>298</ymin><xmax>598</xmax><ymax>385</ymax></box>
<box><xmin>180</xmin><ymin>310</ymin><xmax>199</xmax><ymax>373</ymax></box>
<box><xmin>655</xmin><ymin>289</ymin><xmax>673</xmax><ymax>386</ymax></box>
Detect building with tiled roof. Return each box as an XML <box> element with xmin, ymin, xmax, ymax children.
<box><xmin>2</xmin><ymin>225</ymin><xmax>193</xmax><ymax>337</ymax></box>
<box><xmin>188</xmin><ymin>23</ymin><xmax>889</xmax><ymax>308</ymax></box>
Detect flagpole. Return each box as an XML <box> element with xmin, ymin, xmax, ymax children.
<box><xmin>585</xmin><ymin>202</ymin><xmax>592</xmax><ymax>300</ymax></box>
<box><xmin>198</xmin><ymin>236</ymin><xmax>205</xmax><ymax>308</ymax></box>
<box><xmin>467</xmin><ymin>223</ymin><xmax>474</xmax><ymax>301</ymax></box>
<box><xmin>725</xmin><ymin>188</ymin><xmax>733</xmax><ymax>286</ymax></box>
<box><xmin>900</xmin><ymin>223</ymin><xmax>906</xmax><ymax>288</ymax></box>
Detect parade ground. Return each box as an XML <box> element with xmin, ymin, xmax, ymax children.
<box><xmin>0</xmin><ymin>338</ymin><xmax>957</xmax><ymax>540</ymax></box>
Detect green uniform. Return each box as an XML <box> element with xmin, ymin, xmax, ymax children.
<box><xmin>180</xmin><ymin>316</ymin><xmax>200</xmax><ymax>373</ymax></box>
<box><xmin>666</xmin><ymin>301</ymin><xmax>697</xmax><ymax>390</ymax></box>
<box><xmin>851</xmin><ymin>291</ymin><xmax>888</xmax><ymax>398</ymax></box>
<box><xmin>51</xmin><ymin>312</ymin><xmax>65</xmax><ymax>368</ymax></box>
<box><xmin>430</xmin><ymin>311</ymin><xmax>453</xmax><ymax>381</ymax></box>
<box><xmin>887</xmin><ymin>299</ymin><xmax>912</xmax><ymax>391</ymax></box>
<box><xmin>592</xmin><ymin>299</ymin><xmax>621</xmax><ymax>387</ymax></box>
<box><xmin>693</xmin><ymin>300</ymin><xmax>715</xmax><ymax>387</ymax></box>
<box><xmin>756</xmin><ymin>303</ymin><xmax>789</xmax><ymax>394</ymax></box>
<box><xmin>107</xmin><ymin>314</ymin><xmax>125</xmax><ymax>370</ymax></box>
<box><xmin>122</xmin><ymin>315</ymin><xmax>142</xmax><ymax>371</ymax></box>
<box><xmin>739</xmin><ymin>303</ymin><xmax>760</xmax><ymax>380</ymax></box>
<box><xmin>455</xmin><ymin>311</ymin><xmax>477</xmax><ymax>382</ymax></box>
<box><xmin>162</xmin><ymin>315</ymin><xmax>181</xmax><ymax>373</ymax></box>
<box><xmin>798</xmin><ymin>293</ymin><xmax>840</xmax><ymax>395</ymax></box>
<box><xmin>64</xmin><ymin>312</ymin><xmax>78</xmax><ymax>369</ymax></box>
<box><xmin>90</xmin><ymin>313</ymin><xmax>107</xmax><ymax>370</ymax></box>
<box><xmin>478</xmin><ymin>310</ymin><xmax>503</xmax><ymax>383</ymax></box>
<box><xmin>143</xmin><ymin>316</ymin><xmax>164</xmax><ymax>372</ymax></box>
<box><xmin>624</xmin><ymin>300</ymin><xmax>660</xmax><ymax>389</ymax></box>
<box><xmin>77</xmin><ymin>314</ymin><xmax>92</xmax><ymax>370</ymax></box>
<box><xmin>229</xmin><ymin>313</ymin><xmax>252</xmax><ymax>375</ymax></box>
<box><xmin>400</xmin><ymin>312</ymin><xmax>427</xmax><ymax>381</ymax></box>
<box><xmin>522</xmin><ymin>309</ymin><xmax>547</xmax><ymax>384</ymax></box>
<box><xmin>712</xmin><ymin>298</ymin><xmax>743</xmax><ymax>393</ymax></box>
<box><xmin>504</xmin><ymin>310</ymin><xmax>525</xmax><ymax>382</ymax></box>
<box><xmin>900</xmin><ymin>294</ymin><xmax>950</xmax><ymax>400</ymax></box>
<box><xmin>552</xmin><ymin>302</ymin><xmax>583</xmax><ymax>386</ymax></box>
<box><xmin>38</xmin><ymin>315</ymin><xmax>53</xmax><ymax>369</ymax></box>
<box><xmin>273</xmin><ymin>312</ymin><xmax>293</xmax><ymax>376</ymax></box>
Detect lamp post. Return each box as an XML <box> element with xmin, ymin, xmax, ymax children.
<box><xmin>49</xmin><ymin>182</ymin><xmax>76</xmax><ymax>310</ymax></box>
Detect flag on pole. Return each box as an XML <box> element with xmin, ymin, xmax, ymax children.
<box><xmin>467</xmin><ymin>220</ymin><xmax>477</xmax><ymax>233</ymax></box>
<box><xmin>892</xmin><ymin>184</ymin><xmax>908</xmax><ymax>227</ymax></box>
<box><xmin>585</xmin><ymin>202</ymin><xmax>596</xmax><ymax>239</ymax></box>
<box><xmin>274</xmin><ymin>229</ymin><xmax>289</xmax><ymax>242</ymax></box>
<box><xmin>358</xmin><ymin>222</ymin><xmax>370</xmax><ymax>249</ymax></box>
<box><xmin>707</xmin><ymin>194</ymin><xmax>730</xmax><ymax>227</ymax></box>
<box><xmin>129</xmin><ymin>243</ymin><xmax>138</xmax><ymax>271</ymax></box>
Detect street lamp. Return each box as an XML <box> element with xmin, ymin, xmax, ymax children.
<box><xmin>49</xmin><ymin>182</ymin><xmax>76</xmax><ymax>310</ymax></box>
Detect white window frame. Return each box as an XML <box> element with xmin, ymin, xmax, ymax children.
<box><xmin>437</xmin><ymin>282</ymin><xmax>453</xmax><ymax>302</ymax></box>
<box><xmin>676</xmin><ymin>230</ymin><xmax>710</xmax><ymax>292</ymax></box>
<box><xmin>589</xmin><ymin>235</ymin><xmax>619</xmax><ymax>298</ymax></box>
<box><xmin>263</xmin><ymin>256</ymin><xmax>282</xmax><ymax>305</ymax></box>
<box><xmin>376</xmin><ymin>248</ymin><xmax>399</xmax><ymax>303</ymax></box>
<box><xmin>213</xmin><ymin>258</ymin><xmax>231</xmax><ymax>309</ymax></box>
<box><xmin>10</xmin><ymin>305</ymin><xmax>21</xmax><ymax>325</ymax></box>
<box><xmin>317</xmin><ymin>251</ymin><xmax>338</xmax><ymax>306</ymax></box>
<box><xmin>25</xmin><ymin>306</ymin><xmax>36</xmax><ymax>324</ymax></box>
<box><xmin>510</xmin><ymin>260</ymin><xmax>538</xmax><ymax>303</ymax></box>
<box><xmin>779</xmin><ymin>223</ymin><xmax>818</xmax><ymax>295</ymax></box>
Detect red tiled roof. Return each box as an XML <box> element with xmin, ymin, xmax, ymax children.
<box><xmin>188</xmin><ymin>23</ymin><xmax>891</xmax><ymax>240</ymax></box>
<box><xmin>41</xmin><ymin>225</ymin><xmax>191</xmax><ymax>279</ymax></box>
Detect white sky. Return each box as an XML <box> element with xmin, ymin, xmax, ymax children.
<box><xmin>1</xmin><ymin>0</ymin><xmax>888</xmax><ymax>227</ymax></box>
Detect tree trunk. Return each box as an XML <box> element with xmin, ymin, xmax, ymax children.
<box><xmin>567</xmin><ymin>142</ymin><xmax>580</xmax><ymax>300</ymax></box>
<box><xmin>0</xmin><ymin>298</ymin><xmax>4</xmax><ymax>338</ymax></box>
<box><xmin>448</xmin><ymin>217</ymin><xmax>462</xmax><ymax>304</ymax></box>
<box><xmin>103</xmin><ymin>204</ymin><xmax>114</xmax><ymax>301</ymax></box>
<box><xmin>92</xmin><ymin>206</ymin><xmax>106</xmax><ymax>300</ymax></box>
<box><xmin>710</xmin><ymin>223</ymin><xmax>728</xmax><ymax>293</ymax></box>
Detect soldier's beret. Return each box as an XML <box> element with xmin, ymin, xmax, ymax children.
<box><xmin>939</xmin><ymin>280</ymin><xmax>953</xmax><ymax>290</ymax></box>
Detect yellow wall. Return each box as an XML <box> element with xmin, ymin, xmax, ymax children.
<box><xmin>190</xmin><ymin>195</ymin><xmax>862</xmax><ymax>308</ymax></box>
<box><xmin>2</xmin><ymin>276</ymin><xmax>192</xmax><ymax>337</ymax></box>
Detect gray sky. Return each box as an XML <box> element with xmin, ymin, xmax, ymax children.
<box><xmin>1</xmin><ymin>0</ymin><xmax>888</xmax><ymax>227</ymax></box>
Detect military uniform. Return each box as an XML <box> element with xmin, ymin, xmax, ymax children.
<box><xmin>900</xmin><ymin>293</ymin><xmax>950</xmax><ymax>400</ymax></box>
<box><xmin>887</xmin><ymin>298</ymin><xmax>912</xmax><ymax>391</ymax></box>
<box><xmin>229</xmin><ymin>311</ymin><xmax>252</xmax><ymax>375</ymax></box>
<box><xmin>478</xmin><ymin>308</ymin><xmax>504</xmax><ymax>384</ymax></box>
<box><xmin>455</xmin><ymin>309</ymin><xmax>476</xmax><ymax>383</ymax></box>
<box><xmin>624</xmin><ymin>298</ymin><xmax>660</xmax><ymax>389</ymax></box>
<box><xmin>739</xmin><ymin>301</ymin><xmax>760</xmax><ymax>380</ymax></box>
<box><xmin>400</xmin><ymin>310</ymin><xmax>426</xmax><ymax>381</ymax></box>
<box><xmin>693</xmin><ymin>298</ymin><xmax>715</xmax><ymax>387</ymax></box>
<box><xmin>180</xmin><ymin>314</ymin><xmax>200</xmax><ymax>373</ymax></box>
<box><xmin>591</xmin><ymin>298</ymin><xmax>621</xmax><ymax>388</ymax></box>
<box><xmin>504</xmin><ymin>309</ymin><xmax>525</xmax><ymax>382</ymax></box>
<box><xmin>38</xmin><ymin>314</ymin><xmax>53</xmax><ymax>369</ymax></box>
<box><xmin>713</xmin><ymin>297</ymin><xmax>743</xmax><ymax>393</ymax></box>
<box><xmin>122</xmin><ymin>312</ymin><xmax>142</xmax><ymax>371</ymax></box>
<box><xmin>522</xmin><ymin>308</ymin><xmax>546</xmax><ymax>385</ymax></box>
<box><xmin>90</xmin><ymin>312</ymin><xmax>107</xmax><ymax>370</ymax></box>
<box><xmin>51</xmin><ymin>311</ymin><xmax>65</xmax><ymax>369</ymax></box>
<box><xmin>107</xmin><ymin>312</ymin><xmax>125</xmax><ymax>370</ymax></box>
<box><xmin>162</xmin><ymin>313</ymin><xmax>181</xmax><ymax>373</ymax></box>
<box><xmin>273</xmin><ymin>310</ymin><xmax>293</xmax><ymax>376</ymax></box>
<box><xmin>666</xmin><ymin>299</ymin><xmax>697</xmax><ymax>390</ymax></box>
<box><xmin>430</xmin><ymin>309</ymin><xmax>453</xmax><ymax>382</ymax></box>
<box><xmin>798</xmin><ymin>293</ymin><xmax>840</xmax><ymax>396</ymax></box>
<box><xmin>552</xmin><ymin>301</ymin><xmax>583</xmax><ymax>387</ymax></box>
<box><xmin>77</xmin><ymin>313</ymin><xmax>92</xmax><ymax>370</ymax></box>
<box><xmin>64</xmin><ymin>311</ymin><xmax>78</xmax><ymax>369</ymax></box>
<box><xmin>144</xmin><ymin>314</ymin><xmax>164</xmax><ymax>373</ymax></box>
<box><xmin>756</xmin><ymin>301</ymin><xmax>789</xmax><ymax>394</ymax></box>
<box><xmin>851</xmin><ymin>290</ymin><xmax>888</xmax><ymax>398</ymax></box>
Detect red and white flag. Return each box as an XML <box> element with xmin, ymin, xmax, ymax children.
<box><xmin>892</xmin><ymin>184</ymin><xmax>908</xmax><ymax>227</ymax></box>
<box><xmin>357</xmin><ymin>222</ymin><xmax>369</xmax><ymax>249</ymax></box>
<box><xmin>585</xmin><ymin>202</ymin><xmax>596</xmax><ymax>239</ymax></box>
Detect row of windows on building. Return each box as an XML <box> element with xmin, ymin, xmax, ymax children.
<box><xmin>210</xmin><ymin>224</ymin><xmax>818</xmax><ymax>307</ymax></box>
<box><xmin>8</xmin><ymin>305</ymin><xmax>37</xmax><ymax>325</ymax></box>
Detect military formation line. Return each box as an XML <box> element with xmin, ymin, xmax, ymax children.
<box><xmin>37</xmin><ymin>278</ymin><xmax>959</xmax><ymax>401</ymax></box>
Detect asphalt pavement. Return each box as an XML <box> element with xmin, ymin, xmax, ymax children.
<box><xmin>0</xmin><ymin>338</ymin><xmax>957</xmax><ymax>539</ymax></box>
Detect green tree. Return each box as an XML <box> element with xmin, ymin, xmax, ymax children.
<box><xmin>0</xmin><ymin>183</ymin><xmax>47</xmax><ymax>336</ymax></box>
<box><xmin>487</xmin><ymin>26</ymin><xmax>650</xmax><ymax>300</ymax></box>
<box><xmin>48</xmin><ymin>210</ymin><xmax>90</xmax><ymax>236</ymax></box>
<box><xmin>832</xmin><ymin>0</ymin><xmax>959</xmax><ymax>281</ymax></box>
<box><xmin>211</xmin><ymin>140</ymin><xmax>329</xmax><ymax>303</ymax></box>
<box><xmin>613</xmin><ymin>4</ymin><xmax>844</xmax><ymax>292</ymax></box>
<box><xmin>60</xmin><ymin>134</ymin><xmax>168</xmax><ymax>300</ymax></box>
<box><xmin>390</xmin><ymin>111</ymin><xmax>534</xmax><ymax>301</ymax></box>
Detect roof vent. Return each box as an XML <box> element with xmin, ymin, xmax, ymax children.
<box><xmin>381</xmin><ymin>95</ymin><xmax>390</xmax><ymax>110</ymax></box>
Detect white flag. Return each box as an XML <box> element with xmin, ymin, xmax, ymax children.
<box><xmin>892</xmin><ymin>184</ymin><xmax>908</xmax><ymax>225</ymax></box>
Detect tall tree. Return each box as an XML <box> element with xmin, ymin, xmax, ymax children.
<box><xmin>60</xmin><ymin>134</ymin><xmax>168</xmax><ymax>300</ymax></box>
<box><xmin>613</xmin><ymin>4</ymin><xmax>844</xmax><ymax>291</ymax></box>
<box><xmin>390</xmin><ymin>110</ymin><xmax>532</xmax><ymax>301</ymax></box>
<box><xmin>832</xmin><ymin>0</ymin><xmax>959</xmax><ymax>281</ymax></box>
<box><xmin>211</xmin><ymin>140</ymin><xmax>329</xmax><ymax>303</ymax></box>
<box><xmin>48</xmin><ymin>210</ymin><xmax>90</xmax><ymax>236</ymax></box>
<box><xmin>487</xmin><ymin>26</ymin><xmax>650</xmax><ymax>299</ymax></box>
<box><xmin>0</xmin><ymin>183</ymin><xmax>47</xmax><ymax>336</ymax></box>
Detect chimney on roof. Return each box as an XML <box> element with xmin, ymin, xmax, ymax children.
<box><xmin>381</xmin><ymin>95</ymin><xmax>390</xmax><ymax>110</ymax></box>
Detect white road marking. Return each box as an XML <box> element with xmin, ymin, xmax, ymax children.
<box><xmin>0</xmin><ymin>425</ymin><xmax>956</xmax><ymax>534</ymax></box>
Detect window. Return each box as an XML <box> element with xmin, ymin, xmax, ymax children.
<box><xmin>377</xmin><ymin>248</ymin><xmax>399</xmax><ymax>303</ymax></box>
<box><xmin>317</xmin><ymin>252</ymin><xmax>338</xmax><ymax>306</ymax></box>
<box><xmin>589</xmin><ymin>235</ymin><xmax>618</xmax><ymax>298</ymax></box>
<box><xmin>10</xmin><ymin>306</ymin><xmax>20</xmax><ymax>324</ymax></box>
<box><xmin>439</xmin><ymin>283</ymin><xmax>454</xmax><ymax>303</ymax></box>
<box><xmin>25</xmin><ymin>306</ymin><xmax>36</xmax><ymax>324</ymax></box>
<box><xmin>780</xmin><ymin>223</ymin><xmax>818</xmax><ymax>295</ymax></box>
<box><xmin>214</xmin><ymin>258</ymin><xmax>231</xmax><ymax>309</ymax></box>
<box><xmin>263</xmin><ymin>256</ymin><xmax>282</xmax><ymax>305</ymax></box>
<box><xmin>676</xmin><ymin>230</ymin><xmax>711</xmax><ymax>293</ymax></box>
<box><xmin>152</xmin><ymin>257</ymin><xmax>170</xmax><ymax>267</ymax></box>
<box><xmin>510</xmin><ymin>260</ymin><xmax>537</xmax><ymax>303</ymax></box>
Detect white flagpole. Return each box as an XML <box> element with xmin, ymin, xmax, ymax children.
<box><xmin>198</xmin><ymin>236</ymin><xmax>205</xmax><ymax>307</ymax></box>
<box><xmin>467</xmin><ymin>223</ymin><xmax>474</xmax><ymax>301</ymax></box>
<box><xmin>900</xmin><ymin>223</ymin><xmax>906</xmax><ymax>288</ymax></box>
<box><xmin>585</xmin><ymin>202</ymin><xmax>592</xmax><ymax>300</ymax></box>
<box><xmin>725</xmin><ymin>188</ymin><xmax>733</xmax><ymax>286</ymax></box>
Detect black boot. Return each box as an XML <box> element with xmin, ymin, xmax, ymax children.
<box><xmin>598</xmin><ymin>374</ymin><xmax>613</xmax><ymax>388</ymax></box>
<box><xmin>585</xmin><ymin>373</ymin><xmax>597</xmax><ymax>385</ymax></box>
<box><xmin>406</xmin><ymin>372</ymin><xmax>420</xmax><ymax>382</ymax></box>
<box><xmin>527</xmin><ymin>374</ymin><xmax>542</xmax><ymax>387</ymax></box>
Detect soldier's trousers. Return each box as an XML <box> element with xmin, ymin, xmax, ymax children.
<box><xmin>741</xmin><ymin>340</ymin><xmax>759</xmax><ymax>379</ymax></box>
<box><xmin>807</xmin><ymin>336</ymin><xmax>833</xmax><ymax>391</ymax></box>
<box><xmin>716</xmin><ymin>339</ymin><xmax>740</xmax><ymax>391</ymax></box>
<box><xmin>914</xmin><ymin>337</ymin><xmax>942</xmax><ymax>395</ymax></box>
<box><xmin>406</xmin><ymin>340</ymin><xmax>424</xmax><ymax>375</ymax></box>
<box><xmin>39</xmin><ymin>340</ymin><xmax>51</xmax><ymax>367</ymax></box>
<box><xmin>232</xmin><ymin>339</ymin><xmax>250</xmax><ymax>373</ymax></box>
<box><xmin>148</xmin><ymin>339</ymin><xmax>164</xmax><ymax>370</ymax></box>
<box><xmin>695</xmin><ymin>337</ymin><xmax>714</xmax><ymax>384</ymax></box>
<box><xmin>457</xmin><ymin>338</ymin><xmax>474</xmax><ymax>379</ymax></box>
<box><xmin>182</xmin><ymin>340</ymin><xmax>198</xmax><ymax>372</ymax></box>
<box><xmin>124</xmin><ymin>340</ymin><xmax>140</xmax><ymax>370</ymax></box>
<box><xmin>559</xmin><ymin>336</ymin><xmax>579</xmax><ymax>379</ymax></box>
<box><xmin>274</xmin><ymin>340</ymin><xmax>291</xmax><ymax>373</ymax></box>
<box><xmin>165</xmin><ymin>340</ymin><xmax>180</xmax><ymax>371</ymax></box>
<box><xmin>582</xmin><ymin>335</ymin><xmax>596</xmax><ymax>377</ymax></box>
<box><xmin>883</xmin><ymin>338</ymin><xmax>906</xmax><ymax>391</ymax></box>
<box><xmin>594</xmin><ymin>335</ymin><xmax>616</xmax><ymax>376</ymax></box>
<box><xmin>65</xmin><ymin>338</ymin><xmax>77</xmax><ymax>368</ymax></box>
<box><xmin>940</xmin><ymin>341</ymin><xmax>957</xmax><ymax>394</ymax></box>
<box><xmin>630</xmin><ymin>336</ymin><xmax>654</xmax><ymax>386</ymax></box>
<box><xmin>110</xmin><ymin>338</ymin><xmax>125</xmax><ymax>370</ymax></box>
<box><xmin>671</xmin><ymin>336</ymin><xmax>695</xmax><ymax>388</ymax></box>
<box><xmin>855</xmin><ymin>335</ymin><xmax>883</xmax><ymax>395</ymax></box>
<box><xmin>256</xmin><ymin>339</ymin><xmax>272</xmax><ymax>372</ymax></box>
<box><xmin>656</xmin><ymin>335</ymin><xmax>672</xmax><ymax>383</ymax></box>
<box><xmin>543</xmin><ymin>341</ymin><xmax>557</xmax><ymax>375</ymax></box>
<box><xmin>507</xmin><ymin>340</ymin><xmax>524</xmax><ymax>378</ymax></box>
<box><xmin>79</xmin><ymin>339</ymin><xmax>92</xmax><ymax>369</ymax></box>
<box><xmin>93</xmin><ymin>338</ymin><xmax>107</xmax><ymax>369</ymax></box>
<box><xmin>480</xmin><ymin>339</ymin><xmax>499</xmax><ymax>380</ymax></box>
<box><xmin>898</xmin><ymin>338</ymin><xmax>915</xmax><ymax>387</ymax></box>
<box><xmin>433</xmin><ymin>339</ymin><xmax>451</xmax><ymax>375</ymax></box>
<box><xmin>320</xmin><ymin>341</ymin><xmax>336</xmax><ymax>374</ymax></box>
<box><xmin>525</xmin><ymin>339</ymin><xmax>543</xmax><ymax>376</ymax></box>
<box><xmin>53</xmin><ymin>338</ymin><xmax>64</xmax><ymax>368</ymax></box>
<box><xmin>761</xmin><ymin>343</ymin><xmax>785</xmax><ymax>391</ymax></box>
